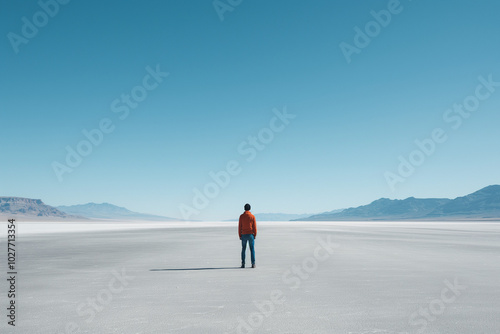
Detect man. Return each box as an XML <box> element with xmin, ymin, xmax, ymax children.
<box><xmin>239</xmin><ymin>203</ymin><xmax>257</xmax><ymax>268</ymax></box>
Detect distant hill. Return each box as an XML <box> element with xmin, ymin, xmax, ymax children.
<box><xmin>426</xmin><ymin>185</ymin><xmax>500</xmax><ymax>219</ymax></box>
<box><xmin>0</xmin><ymin>198</ymin><xmax>177</xmax><ymax>221</ymax></box>
<box><xmin>57</xmin><ymin>203</ymin><xmax>176</xmax><ymax>221</ymax></box>
<box><xmin>0</xmin><ymin>197</ymin><xmax>83</xmax><ymax>220</ymax></box>
<box><xmin>224</xmin><ymin>211</ymin><xmax>342</xmax><ymax>221</ymax></box>
<box><xmin>302</xmin><ymin>209</ymin><xmax>344</xmax><ymax>219</ymax></box>
<box><xmin>253</xmin><ymin>213</ymin><xmax>315</xmax><ymax>221</ymax></box>
<box><xmin>301</xmin><ymin>198</ymin><xmax>450</xmax><ymax>221</ymax></box>
<box><xmin>296</xmin><ymin>185</ymin><xmax>500</xmax><ymax>221</ymax></box>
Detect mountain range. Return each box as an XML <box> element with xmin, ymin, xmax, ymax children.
<box><xmin>0</xmin><ymin>199</ymin><xmax>175</xmax><ymax>221</ymax></box>
<box><xmin>56</xmin><ymin>203</ymin><xmax>176</xmax><ymax>221</ymax></box>
<box><xmin>252</xmin><ymin>213</ymin><xmax>315</xmax><ymax>221</ymax></box>
<box><xmin>1</xmin><ymin>185</ymin><xmax>499</xmax><ymax>221</ymax></box>
<box><xmin>0</xmin><ymin>197</ymin><xmax>82</xmax><ymax>221</ymax></box>
<box><xmin>296</xmin><ymin>185</ymin><xmax>500</xmax><ymax>221</ymax></box>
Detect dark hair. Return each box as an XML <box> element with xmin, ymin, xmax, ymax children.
<box><xmin>244</xmin><ymin>203</ymin><xmax>251</xmax><ymax>211</ymax></box>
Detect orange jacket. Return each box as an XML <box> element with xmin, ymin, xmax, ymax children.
<box><xmin>239</xmin><ymin>211</ymin><xmax>257</xmax><ymax>238</ymax></box>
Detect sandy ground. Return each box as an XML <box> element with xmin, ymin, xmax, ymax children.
<box><xmin>0</xmin><ymin>221</ymin><xmax>499</xmax><ymax>334</ymax></box>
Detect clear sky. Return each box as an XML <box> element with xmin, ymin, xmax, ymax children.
<box><xmin>2</xmin><ymin>0</ymin><xmax>500</xmax><ymax>220</ymax></box>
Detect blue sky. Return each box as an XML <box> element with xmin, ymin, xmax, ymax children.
<box><xmin>1</xmin><ymin>0</ymin><xmax>500</xmax><ymax>220</ymax></box>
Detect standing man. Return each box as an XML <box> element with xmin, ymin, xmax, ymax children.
<box><xmin>239</xmin><ymin>203</ymin><xmax>257</xmax><ymax>268</ymax></box>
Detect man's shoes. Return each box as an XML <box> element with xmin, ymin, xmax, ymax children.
<box><xmin>251</xmin><ymin>264</ymin><xmax>256</xmax><ymax>268</ymax></box>
<box><xmin>241</xmin><ymin>263</ymin><xmax>245</xmax><ymax>268</ymax></box>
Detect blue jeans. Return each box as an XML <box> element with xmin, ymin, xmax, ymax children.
<box><xmin>241</xmin><ymin>234</ymin><xmax>255</xmax><ymax>265</ymax></box>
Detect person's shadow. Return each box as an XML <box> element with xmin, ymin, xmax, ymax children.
<box><xmin>150</xmin><ymin>267</ymin><xmax>240</xmax><ymax>271</ymax></box>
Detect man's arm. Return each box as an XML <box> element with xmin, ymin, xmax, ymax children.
<box><xmin>238</xmin><ymin>217</ymin><xmax>242</xmax><ymax>239</ymax></box>
<box><xmin>253</xmin><ymin>216</ymin><xmax>257</xmax><ymax>239</ymax></box>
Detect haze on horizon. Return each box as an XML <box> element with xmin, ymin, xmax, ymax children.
<box><xmin>2</xmin><ymin>0</ymin><xmax>500</xmax><ymax>220</ymax></box>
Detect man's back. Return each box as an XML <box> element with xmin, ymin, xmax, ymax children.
<box><xmin>239</xmin><ymin>210</ymin><xmax>257</xmax><ymax>238</ymax></box>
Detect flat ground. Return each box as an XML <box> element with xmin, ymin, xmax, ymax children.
<box><xmin>1</xmin><ymin>221</ymin><xmax>499</xmax><ymax>333</ymax></box>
